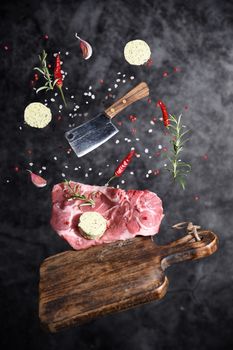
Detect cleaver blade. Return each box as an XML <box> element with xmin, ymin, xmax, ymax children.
<box><xmin>65</xmin><ymin>82</ymin><xmax>149</xmax><ymax>157</ymax></box>
<box><xmin>65</xmin><ymin>113</ymin><xmax>118</xmax><ymax>158</ymax></box>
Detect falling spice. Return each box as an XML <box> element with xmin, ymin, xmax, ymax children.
<box><xmin>166</xmin><ymin>114</ymin><xmax>191</xmax><ymax>190</ymax></box>
<box><xmin>75</xmin><ymin>34</ymin><xmax>93</xmax><ymax>60</ymax></box>
<box><xmin>54</xmin><ymin>54</ymin><xmax>67</xmax><ymax>107</ymax></box>
<box><xmin>158</xmin><ymin>100</ymin><xmax>170</xmax><ymax>127</ymax></box>
<box><xmin>27</xmin><ymin>170</ymin><xmax>47</xmax><ymax>188</ymax></box>
<box><xmin>107</xmin><ymin>150</ymin><xmax>135</xmax><ymax>185</ymax></box>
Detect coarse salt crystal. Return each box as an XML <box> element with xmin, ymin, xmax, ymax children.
<box><xmin>148</xmin><ymin>129</ymin><xmax>153</xmax><ymax>133</ymax></box>
<box><xmin>145</xmin><ymin>148</ymin><xmax>149</xmax><ymax>153</ymax></box>
<box><xmin>130</xmin><ymin>76</ymin><xmax>135</xmax><ymax>80</ymax></box>
<box><xmin>98</xmin><ymin>172</ymin><xmax>102</xmax><ymax>176</ymax></box>
<box><xmin>158</xmin><ymin>145</ymin><xmax>162</xmax><ymax>149</ymax></box>
<box><xmin>115</xmin><ymin>140</ymin><xmax>120</xmax><ymax>144</ymax></box>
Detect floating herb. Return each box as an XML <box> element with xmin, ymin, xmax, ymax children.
<box><xmin>34</xmin><ymin>50</ymin><xmax>58</xmax><ymax>93</ymax></box>
<box><xmin>166</xmin><ymin>114</ymin><xmax>191</xmax><ymax>190</ymax></box>
<box><xmin>107</xmin><ymin>150</ymin><xmax>135</xmax><ymax>185</ymax></box>
<box><xmin>63</xmin><ymin>180</ymin><xmax>96</xmax><ymax>207</ymax></box>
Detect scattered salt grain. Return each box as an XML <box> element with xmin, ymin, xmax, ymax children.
<box><xmin>59</xmin><ymin>105</ymin><xmax>63</xmax><ymax>109</ymax></box>
<box><xmin>42</xmin><ymin>166</ymin><xmax>46</xmax><ymax>170</ymax></box>
<box><xmin>122</xmin><ymin>80</ymin><xmax>126</xmax><ymax>83</ymax></box>
<box><xmin>116</xmin><ymin>79</ymin><xmax>121</xmax><ymax>82</ymax></box>
<box><xmin>117</xmin><ymin>72</ymin><xmax>121</xmax><ymax>75</ymax></box>
<box><xmin>61</xmin><ymin>173</ymin><xmax>66</xmax><ymax>177</ymax></box>
<box><xmin>145</xmin><ymin>148</ymin><xmax>149</xmax><ymax>153</ymax></box>
<box><xmin>158</xmin><ymin>145</ymin><xmax>162</xmax><ymax>150</ymax></box>
<box><xmin>71</xmin><ymin>96</ymin><xmax>74</xmax><ymax>99</ymax></box>
<box><xmin>130</xmin><ymin>76</ymin><xmax>135</xmax><ymax>80</ymax></box>
<box><xmin>114</xmin><ymin>84</ymin><xmax>118</xmax><ymax>88</ymax></box>
<box><xmin>121</xmin><ymin>180</ymin><xmax>125</xmax><ymax>184</ymax></box>
<box><xmin>29</xmin><ymin>162</ymin><xmax>33</xmax><ymax>167</ymax></box>
<box><xmin>98</xmin><ymin>172</ymin><xmax>102</xmax><ymax>176</ymax></box>
<box><xmin>91</xmin><ymin>95</ymin><xmax>95</xmax><ymax>99</ymax></box>
<box><xmin>85</xmin><ymin>173</ymin><xmax>88</xmax><ymax>177</ymax></box>
<box><xmin>65</xmin><ymin>52</ymin><xmax>69</xmax><ymax>55</ymax></box>
<box><xmin>148</xmin><ymin>129</ymin><xmax>153</xmax><ymax>133</ymax></box>
<box><xmin>108</xmin><ymin>88</ymin><xmax>112</xmax><ymax>91</ymax></box>
<box><xmin>148</xmin><ymin>170</ymin><xmax>152</xmax><ymax>174</ymax></box>
<box><xmin>146</xmin><ymin>174</ymin><xmax>149</xmax><ymax>178</ymax></box>
<box><xmin>89</xmin><ymin>86</ymin><xmax>92</xmax><ymax>90</ymax></box>
<box><xmin>115</xmin><ymin>140</ymin><xmax>120</xmax><ymax>144</ymax></box>
<box><xmin>130</xmin><ymin>171</ymin><xmax>134</xmax><ymax>175</ymax></box>
<box><xmin>65</xmin><ymin>165</ymin><xmax>68</xmax><ymax>169</ymax></box>
<box><xmin>54</xmin><ymin>156</ymin><xmax>57</xmax><ymax>160</ymax></box>
<box><xmin>89</xmin><ymin>168</ymin><xmax>92</xmax><ymax>171</ymax></box>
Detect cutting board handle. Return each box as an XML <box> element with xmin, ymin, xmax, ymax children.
<box><xmin>104</xmin><ymin>82</ymin><xmax>149</xmax><ymax>119</ymax></box>
<box><xmin>160</xmin><ymin>230</ymin><xmax>218</xmax><ymax>270</ymax></box>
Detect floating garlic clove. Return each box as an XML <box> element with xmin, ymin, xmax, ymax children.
<box><xmin>27</xmin><ymin>170</ymin><xmax>47</xmax><ymax>188</ymax></box>
<box><xmin>75</xmin><ymin>33</ymin><xmax>92</xmax><ymax>60</ymax></box>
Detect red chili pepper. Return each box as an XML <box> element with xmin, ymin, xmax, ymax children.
<box><xmin>107</xmin><ymin>150</ymin><xmax>135</xmax><ymax>185</ymax></box>
<box><xmin>158</xmin><ymin>100</ymin><xmax>169</xmax><ymax>127</ymax></box>
<box><xmin>54</xmin><ymin>54</ymin><xmax>67</xmax><ymax>106</ymax></box>
<box><xmin>115</xmin><ymin>150</ymin><xmax>135</xmax><ymax>177</ymax></box>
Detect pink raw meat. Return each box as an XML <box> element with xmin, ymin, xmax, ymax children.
<box><xmin>50</xmin><ymin>182</ymin><xmax>164</xmax><ymax>250</ymax></box>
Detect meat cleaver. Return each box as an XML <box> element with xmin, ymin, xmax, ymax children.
<box><xmin>65</xmin><ymin>82</ymin><xmax>149</xmax><ymax>157</ymax></box>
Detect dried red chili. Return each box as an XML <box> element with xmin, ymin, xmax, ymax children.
<box><xmin>54</xmin><ymin>54</ymin><xmax>67</xmax><ymax>106</ymax></box>
<box><xmin>158</xmin><ymin>100</ymin><xmax>169</xmax><ymax>127</ymax></box>
<box><xmin>107</xmin><ymin>150</ymin><xmax>135</xmax><ymax>185</ymax></box>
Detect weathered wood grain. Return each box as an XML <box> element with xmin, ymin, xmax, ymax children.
<box><xmin>104</xmin><ymin>82</ymin><xmax>149</xmax><ymax>118</ymax></box>
<box><xmin>39</xmin><ymin>230</ymin><xmax>218</xmax><ymax>332</ymax></box>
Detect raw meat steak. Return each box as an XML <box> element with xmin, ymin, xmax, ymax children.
<box><xmin>50</xmin><ymin>182</ymin><xmax>164</xmax><ymax>250</ymax></box>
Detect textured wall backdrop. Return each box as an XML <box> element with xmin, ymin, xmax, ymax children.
<box><xmin>1</xmin><ymin>0</ymin><xmax>233</xmax><ymax>349</ymax></box>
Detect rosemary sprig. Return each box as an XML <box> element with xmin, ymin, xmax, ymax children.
<box><xmin>166</xmin><ymin>114</ymin><xmax>191</xmax><ymax>190</ymax></box>
<box><xmin>34</xmin><ymin>50</ymin><xmax>58</xmax><ymax>93</ymax></box>
<box><xmin>63</xmin><ymin>180</ymin><xmax>95</xmax><ymax>207</ymax></box>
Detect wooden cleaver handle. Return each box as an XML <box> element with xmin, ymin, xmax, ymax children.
<box><xmin>104</xmin><ymin>82</ymin><xmax>149</xmax><ymax>119</ymax></box>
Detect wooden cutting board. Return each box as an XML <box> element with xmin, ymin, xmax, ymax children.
<box><xmin>39</xmin><ymin>230</ymin><xmax>218</xmax><ymax>332</ymax></box>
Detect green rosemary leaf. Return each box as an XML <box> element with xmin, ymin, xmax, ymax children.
<box><xmin>178</xmin><ymin>177</ymin><xmax>186</xmax><ymax>190</ymax></box>
<box><xmin>180</xmin><ymin>130</ymin><xmax>190</xmax><ymax>138</ymax></box>
<box><xmin>34</xmin><ymin>67</ymin><xmax>45</xmax><ymax>75</ymax></box>
<box><xmin>53</xmin><ymin>79</ymin><xmax>59</xmax><ymax>87</ymax></box>
<box><xmin>36</xmin><ymin>86</ymin><xmax>49</xmax><ymax>93</ymax></box>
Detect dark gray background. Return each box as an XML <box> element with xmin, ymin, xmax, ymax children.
<box><xmin>1</xmin><ymin>0</ymin><xmax>233</xmax><ymax>349</ymax></box>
